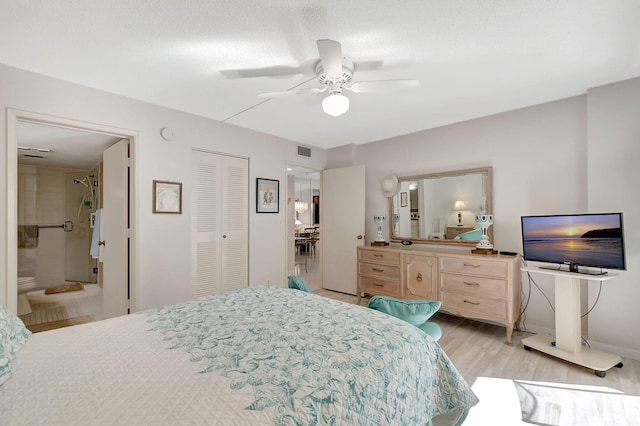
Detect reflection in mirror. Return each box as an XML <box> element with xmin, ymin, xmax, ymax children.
<box><xmin>389</xmin><ymin>167</ymin><xmax>492</xmax><ymax>246</ymax></box>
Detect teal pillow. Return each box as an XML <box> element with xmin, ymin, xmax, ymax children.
<box><xmin>0</xmin><ymin>304</ymin><xmax>32</xmax><ymax>386</ymax></box>
<box><xmin>456</xmin><ymin>228</ymin><xmax>482</xmax><ymax>240</ymax></box>
<box><xmin>418</xmin><ymin>321</ymin><xmax>443</xmax><ymax>341</ymax></box>
<box><xmin>288</xmin><ymin>275</ymin><xmax>313</xmax><ymax>293</ymax></box>
<box><xmin>367</xmin><ymin>296</ymin><xmax>441</xmax><ymax>327</ymax></box>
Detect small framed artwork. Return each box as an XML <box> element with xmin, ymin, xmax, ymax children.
<box><xmin>400</xmin><ymin>192</ymin><xmax>408</xmax><ymax>207</ymax></box>
<box><xmin>256</xmin><ymin>178</ymin><xmax>279</xmax><ymax>213</ymax></box>
<box><xmin>153</xmin><ymin>180</ymin><xmax>182</xmax><ymax>214</ymax></box>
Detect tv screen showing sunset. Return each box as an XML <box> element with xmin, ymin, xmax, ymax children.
<box><xmin>521</xmin><ymin>213</ymin><xmax>625</xmax><ymax>270</ymax></box>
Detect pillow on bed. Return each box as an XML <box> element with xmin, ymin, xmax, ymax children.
<box><xmin>0</xmin><ymin>304</ymin><xmax>31</xmax><ymax>387</ymax></box>
<box><xmin>455</xmin><ymin>228</ymin><xmax>483</xmax><ymax>240</ymax></box>
<box><xmin>288</xmin><ymin>275</ymin><xmax>313</xmax><ymax>293</ymax></box>
<box><xmin>367</xmin><ymin>296</ymin><xmax>441</xmax><ymax>327</ymax></box>
<box><xmin>0</xmin><ymin>304</ymin><xmax>32</xmax><ymax>359</ymax></box>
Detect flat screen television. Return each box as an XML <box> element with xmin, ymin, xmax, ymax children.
<box><xmin>521</xmin><ymin>213</ymin><xmax>626</xmax><ymax>275</ymax></box>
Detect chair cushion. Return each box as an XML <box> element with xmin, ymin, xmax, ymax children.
<box><xmin>287</xmin><ymin>275</ymin><xmax>314</xmax><ymax>293</ymax></box>
<box><xmin>367</xmin><ymin>296</ymin><xmax>441</xmax><ymax>327</ymax></box>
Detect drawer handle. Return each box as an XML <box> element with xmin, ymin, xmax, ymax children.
<box><xmin>463</xmin><ymin>281</ymin><xmax>480</xmax><ymax>286</ymax></box>
<box><xmin>463</xmin><ymin>300</ymin><xmax>480</xmax><ymax>305</ymax></box>
<box><xmin>463</xmin><ymin>262</ymin><xmax>481</xmax><ymax>268</ymax></box>
<box><xmin>373</xmin><ymin>282</ymin><xmax>384</xmax><ymax>287</ymax></box>
<box><xmin>373</xmin><ymin>254</ymin><xmax>384</xmax><ymax>257</ymax></box>
<box><xmin>416</xmin><ymin>273</ymin><xmax>423</xmax><ymax>282</ymax></box>
<box><xmin>373</xmin><ymin>268</ymin><xmax>384</xmax><ymax>272</ymax></box>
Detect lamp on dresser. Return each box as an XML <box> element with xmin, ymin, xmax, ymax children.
<box><xmin>453</xmin><ymin>200</ymin><xmax>466</xmax><ymax>226</ymax></box>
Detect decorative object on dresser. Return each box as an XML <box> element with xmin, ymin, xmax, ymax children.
<box><xmin>357</xmin><ymin>245</ymin><xmax>521</xmax><ymax>344</ymax></box>
<box><xmin>371</xmin><ymin>215</ymin><xmax>389</xmax><ymax>246</ymax></box>
<box><xmin>471</xmin><ymin>213</ymin><xmax>497</xmax><ymax>255</ymax></box>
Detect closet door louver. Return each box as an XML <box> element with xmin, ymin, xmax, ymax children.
<box><xmin>192</xmin><ymin>150</ymin><xmax>248</xmax><ymax>297</ymax></box>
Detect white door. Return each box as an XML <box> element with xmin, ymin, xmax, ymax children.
<box><xmin>322</xmin><ymin>165</ymin><xmax>365</xmax><ymax>294</ymax></box>
<box><xmin>192</xmin><ymin>150</ymin><xmax>248</xmax><ymax>297</ymax></box>
<box><xmin>102</xmin><ymin>139</ymin><xmax>129</xmax><ymax>318</ymax></box>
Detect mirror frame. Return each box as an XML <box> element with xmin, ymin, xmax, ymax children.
<box><xmin>388</xmin><ymin>166</ymin><xmax>493</xmax><ymax>246</ymax></box>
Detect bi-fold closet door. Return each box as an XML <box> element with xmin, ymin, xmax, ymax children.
<box><xmin>191</xmin><ymin>149</ymin><xmax>248</xmax><ymax>297</ymax></box>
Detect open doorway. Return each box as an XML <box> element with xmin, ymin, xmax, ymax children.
<box><xmin>287</xmin><ymin>165</ymin><xmax>321</xmax><ymax>291</ymax></box>
<box><xmin>5</xmin><ymin>109</ymin><xmax>137</xmax><ymax>331</ymax></box>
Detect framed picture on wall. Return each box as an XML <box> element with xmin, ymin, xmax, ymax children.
<box><xmin>153</xmin><ymin>180</ymin><xmax>182</xmax><ymax>214</ymax></box>
<box><xmin>256</xmin><ymin>178</ymin><xmax>279</xmax><ymax>213</ymax></box>
<box><xmin>400</xmin><ymin>192</ymin><xmax>408</xmax><ymax>207</ymax></box>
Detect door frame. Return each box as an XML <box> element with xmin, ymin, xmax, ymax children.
<box><xmin>4</xmin><ymin>108</ymin><xmax>139</xmax><ymax>314</ymax></box>
<box><xmin>285</xmin><ymin>162</ymin><xmax>322</xmax><ymax>282</ymax></box>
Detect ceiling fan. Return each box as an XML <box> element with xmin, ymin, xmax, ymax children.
<box><xmin>257</xmin><ymin>39</ymin><xmax>419</xmax><ymax>117</ymax></box>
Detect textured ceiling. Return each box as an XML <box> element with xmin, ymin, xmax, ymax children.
<box><xmin>2</xmin><ymin>1</ymin><xmax>639</xmax><ymax>150</ymax></box>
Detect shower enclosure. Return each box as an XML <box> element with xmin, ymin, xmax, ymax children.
<box><xmin>17</xmin><ymin>164</ymin><xmax>100</xmax><ymax>288</ymax></box>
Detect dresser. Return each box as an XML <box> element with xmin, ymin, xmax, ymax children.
<box><xmin>357</xmin><ymin>245</ymin><xmax>521</xmax><ymax>344</ymax></box>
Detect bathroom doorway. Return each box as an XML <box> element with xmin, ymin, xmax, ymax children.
<box><xmin>6</xmin><ymin>110</ymin><xmax>137</xmax><ymax>330</ymax></box>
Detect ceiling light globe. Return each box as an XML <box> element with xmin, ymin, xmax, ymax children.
<box><xmin>322</xmin><ymin>93</ymin><xmax>350</xmax><ymax>117</ymax></box>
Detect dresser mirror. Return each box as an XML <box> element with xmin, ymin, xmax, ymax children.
<box><xmin>389</xmin><ymin>166</ymin><xmax>492</xmax><ymax>246</ymax></box>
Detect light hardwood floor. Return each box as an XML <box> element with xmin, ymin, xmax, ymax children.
<box><xmin>315</xmin><ymin>287</ymin><xmax>640</xmax><ymax>424</ymax></box>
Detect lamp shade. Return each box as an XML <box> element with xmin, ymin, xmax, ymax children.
<box><xmin>453</xmin><ymin>200</ymin><xmax>466</xmax><ymax>211</ymax></box>
<box><xmin>322</xmin><ymin>93</ymin><xmax>350</xmax><ymax>117</ymax></box>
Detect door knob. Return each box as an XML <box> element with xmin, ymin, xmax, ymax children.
<box><xmin>223</xmin><ymin>235</ymin><xmax>227</xmax><ymax>239</ymax></box>
<box><xmin>357</xmin><ymin>235</ymin><xmax>363</xmax><ymax>240</ymax></box>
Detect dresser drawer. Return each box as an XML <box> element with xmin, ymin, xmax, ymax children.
<box><xmin>359</xmin><ymin>249</ymin><xmax>400</xmax><ymax>265</ymax></box>
<box><xmin>359</xmin><ymin>262</ymin><xmax>400</xmax><ymax>281</ymax></box>
<box><xmin>441</xmin><ymin>291</ymin><xmax>506</xmax><ymax>317</ymax></box>
<box><xmin>359</xmin><ymin>276</ymin><xmax>401</xmax><ymax>297</ymax></box>
<box><xmin>440</xmin><ymin>256</ymin><xmax>507</xmax><ymax>278</ymax></box>
<box><xmin>441</xmin><ymin>273</ymin><xmax>507</xmax><ymax>299</ymax></box>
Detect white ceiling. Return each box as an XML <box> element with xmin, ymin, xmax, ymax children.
<box><xmin>17</xmin><ymin>122</ymin><xmax>120</xmax><ymax>170</ymax></box>
<box><xmin>2</xmin><ymin>1</ymin><xmax>639</xmax><ymax>150</ymax></box>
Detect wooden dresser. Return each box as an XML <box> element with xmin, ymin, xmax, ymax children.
<box><xmin>357</xmin><ymin>245</ymin><xmax>521</xmax><ymax>344</ymax></box>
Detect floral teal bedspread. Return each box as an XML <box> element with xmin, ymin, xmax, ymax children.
<box><xmin>142</xmin><ymin>286</ymin><xmax>478</xmax><ymax>425</ymax></box>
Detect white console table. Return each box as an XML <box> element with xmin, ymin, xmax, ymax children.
<box><xmin>521</xmin><ymin>266</ymin><xmax>623</xmax><ymax>377</ymax></box>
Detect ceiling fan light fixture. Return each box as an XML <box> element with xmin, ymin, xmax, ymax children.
<box><xmin>322</xmin><ymin>93</ymin><xmax>350</xmax><ymax>117</ymax></box>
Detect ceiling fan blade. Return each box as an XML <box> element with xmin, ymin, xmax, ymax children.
<box><xmin>257</xmin><ymin>87</ymin><xmax>326</xmax><ymax>99</ymax></box>
<box><xmin>346</xmin><ymin>79</ymin><xmax>419</xmax><ymax>93</ymax></box>
<box><xmin>316</xmin><ymin>39</ymin><xmax>343</xmax><ymax>79</ymax></box>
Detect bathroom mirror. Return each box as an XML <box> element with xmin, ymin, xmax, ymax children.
<box><xmin>389</xmin><ymin>166</ymin><xmax>492</xmax><ymax>246</ymax></box>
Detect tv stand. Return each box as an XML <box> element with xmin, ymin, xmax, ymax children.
<box><xmin>538</xmin><ymin>265</ymin><xmax>608</xmax><ymax>276</ymax></box>
<box><xmin>521</xmin><ymin>267</ymin><xmax>622</xmax><ymax>377</ymax></box>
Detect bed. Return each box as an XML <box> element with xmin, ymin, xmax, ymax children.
<box><xmin>1</xmin><ymin>286</ymin><xmax>478</xmax><ymax>425</ymax></box>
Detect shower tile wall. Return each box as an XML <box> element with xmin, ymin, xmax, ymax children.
<box><xmin>17</xmin><ymin>165</ymin><xmax>97</xmax><ymax>288</ymax></box>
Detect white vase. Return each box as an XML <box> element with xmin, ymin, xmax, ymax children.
<box><xmin>475</xmin><ymin>214</ymin><xmax>494</xmax><ymax>249</ymax></box>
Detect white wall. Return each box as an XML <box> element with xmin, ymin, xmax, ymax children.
<box><xmin>0</xmin><ymin>64</ymin><xmax>326</xmax><ymax>312</ymax></box>
<box><xmin>586</xmin><ymin>78</ymin><xmax>640</xmax><ymax>357</ymax></box>
<box><xmin>346</xmin><ymin>85</ymin><xmax>640</xmax><ymax>360</ymax></box>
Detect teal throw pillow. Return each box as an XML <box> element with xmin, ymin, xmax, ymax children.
<box><xmin>456</xmin><ymin>228</ymin><xmax>482</xmax><ymax>240</ymax></box>
<box><xmin>368</xmin><ymin>296</ymin><xmax>441</xmax><ymax>327</ymax></box>
<box><xmin>288</xmin><ymin>275</ymin><xmax>313</xmax><ymax>293</ymax></box>
<box><xmin>0</xmin><ymin>304</ymin><xmax>32</xmax><ymax>386</ymax></box>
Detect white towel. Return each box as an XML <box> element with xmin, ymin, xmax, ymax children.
<box><xmin>90</xmin><ymin>209</ymin><xmax>102</xmax><ymax>259</ymax></box>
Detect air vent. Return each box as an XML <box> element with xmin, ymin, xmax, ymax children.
<box><xmin>22</xmin><ymin>154</ymin><xmax>46</xmax><ymax>159</ymax></box>
<box><xmin>297</xmin><ymin>145</ymin><xmax>312</xmax><ymax>158</ymax></box>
